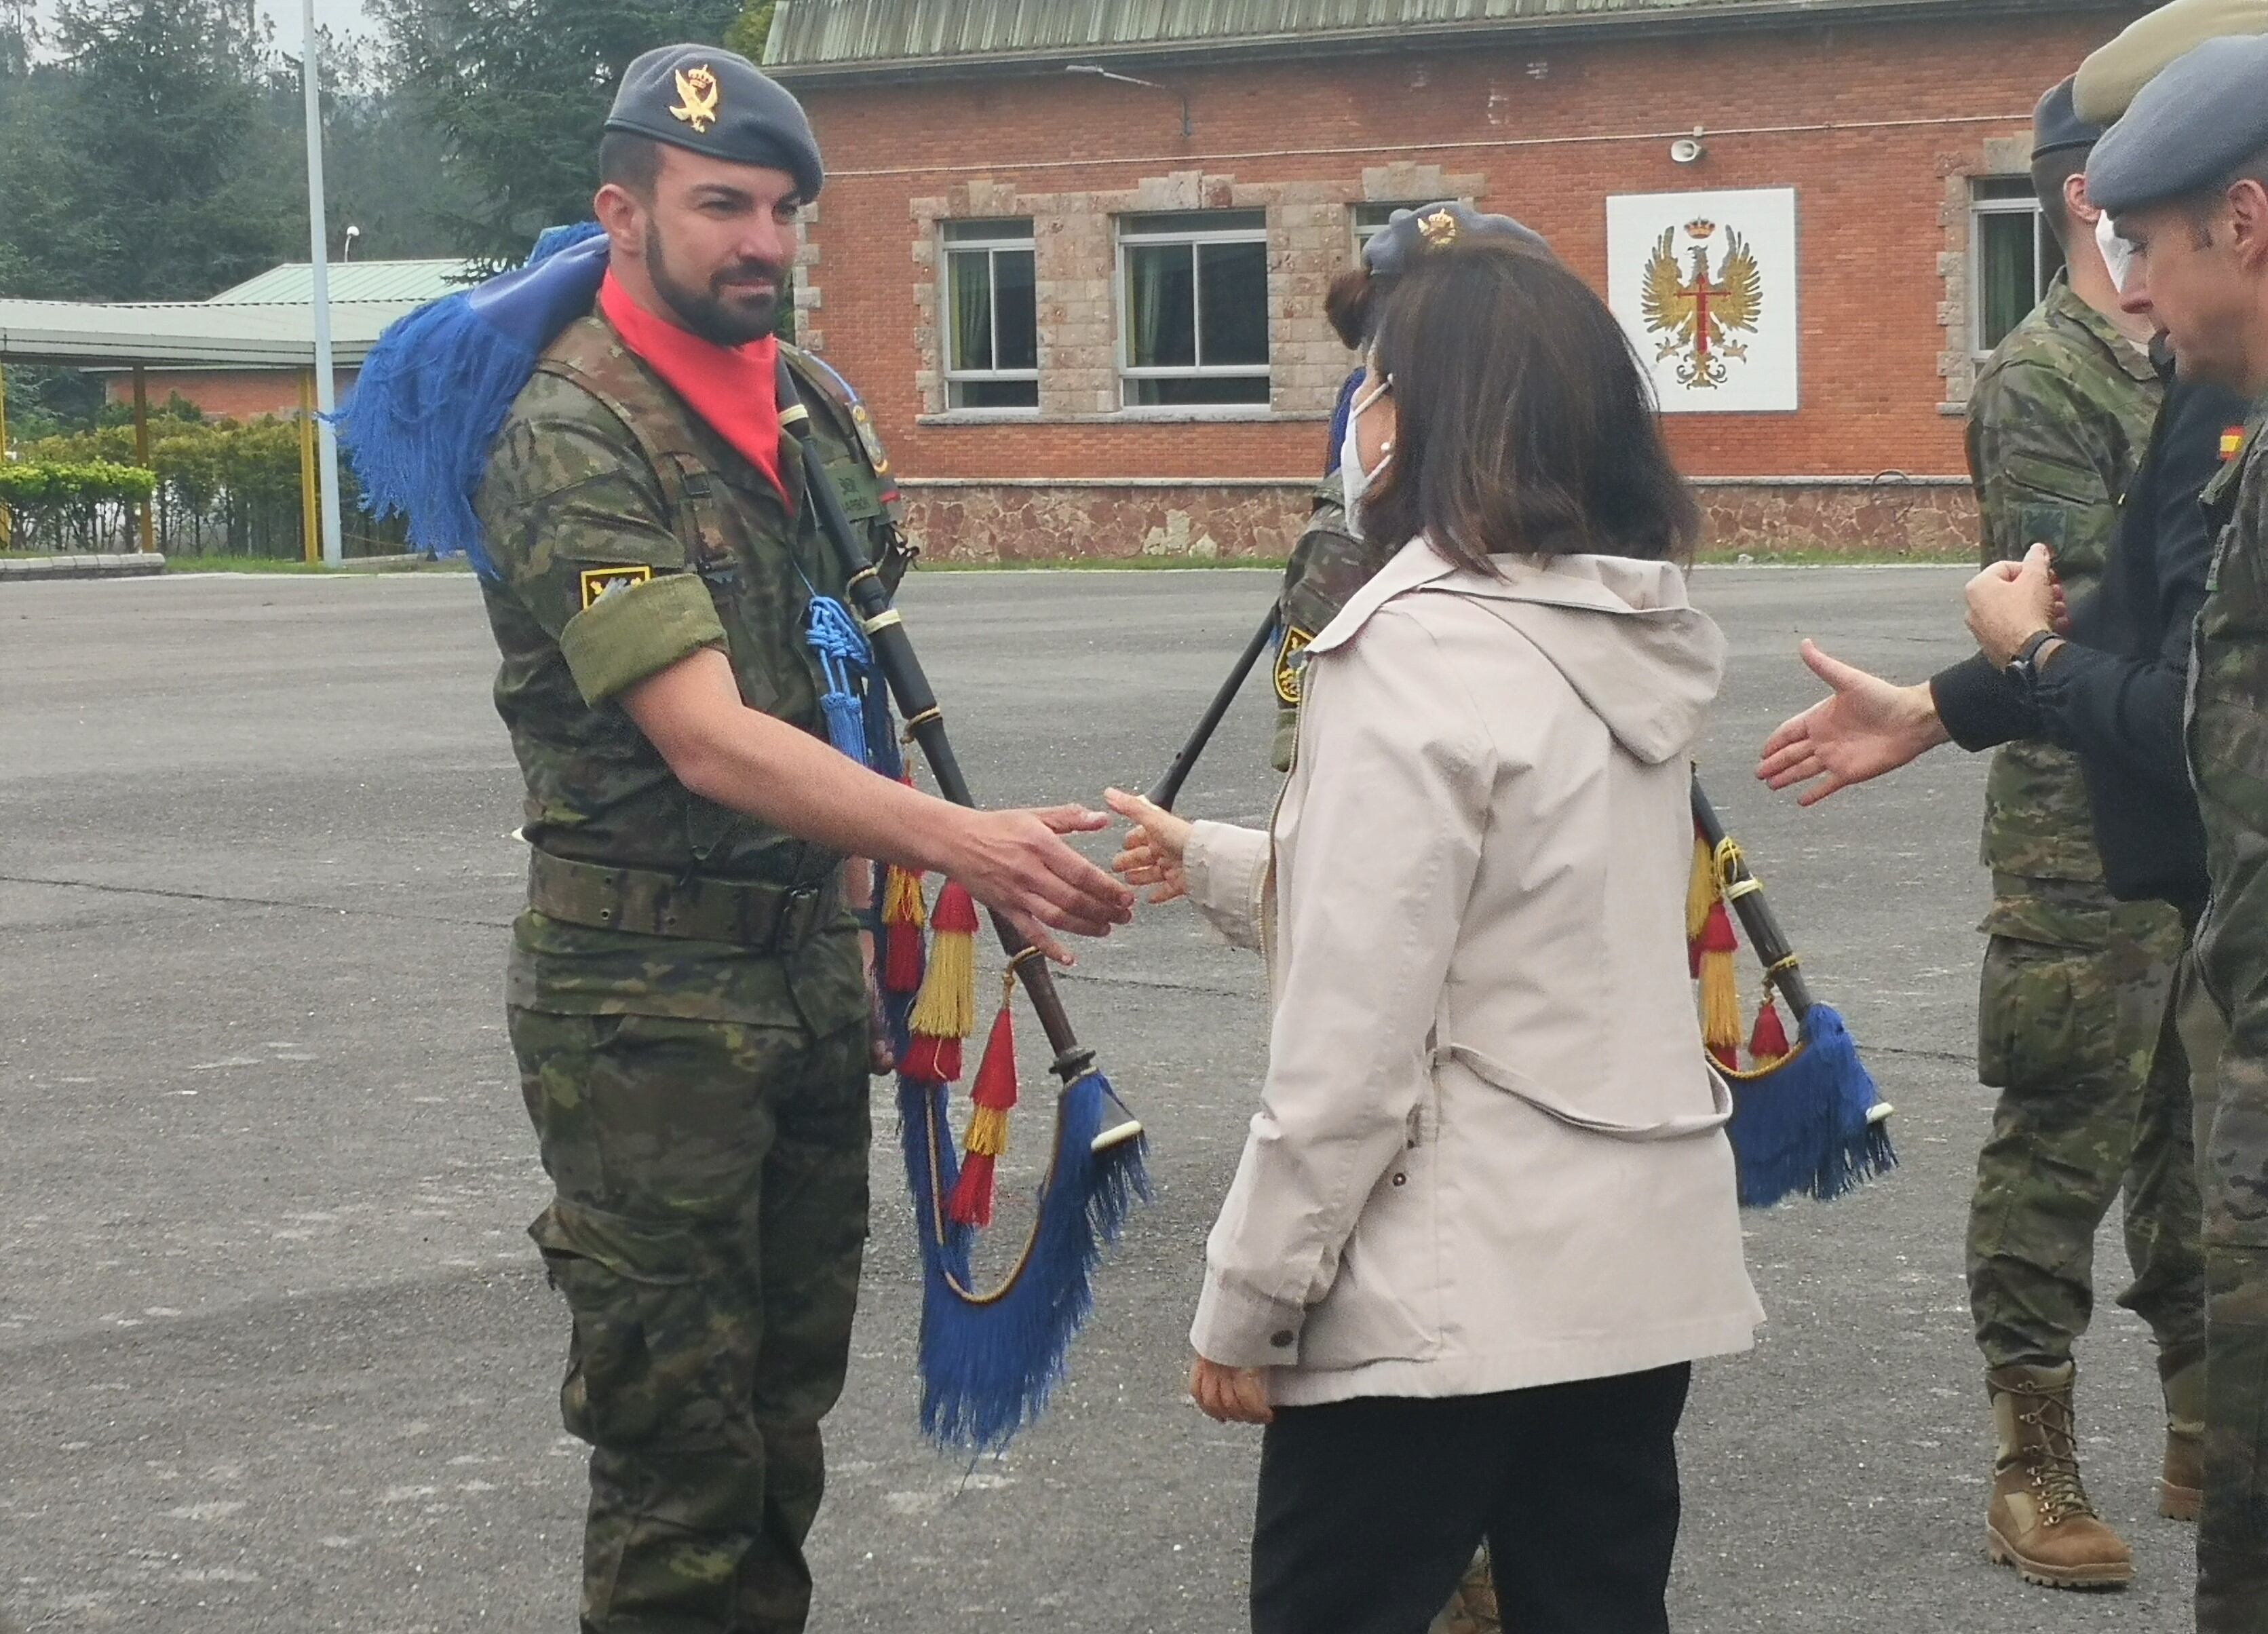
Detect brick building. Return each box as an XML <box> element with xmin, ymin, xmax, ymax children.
<box><xmin>764</xmin><ymin>0</ymin><xmax>2148</xmax><ymax>562</ymax></box>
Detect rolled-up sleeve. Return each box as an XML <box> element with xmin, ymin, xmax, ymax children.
<box><xmin>1191</xmin><ymin>607</ymin><xmax>1488</xmax><ymax>1367</ymax></box>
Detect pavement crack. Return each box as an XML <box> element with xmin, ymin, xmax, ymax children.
<box><xmin>0</xmin><ymin>872</ymin><xmax>509</xmax><ymax>931</ymax></box>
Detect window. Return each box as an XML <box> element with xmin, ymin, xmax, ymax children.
<box><xmin>1352</xmin><ymin>202</ymin><xmax>1421</xmax><ymax>252</ymax></box>
<box><xmin>1972</xmin><ymin>178</ymin><xmax>2066</xmax><ymax>356</ymax></box>
<box><xmin>1117</xmin><ymin>210</ymin><xmax>1271</xmax><ymax>408</ymax></box>
<box><xmin>944</xmin><ymin>218</ymin><xmax>1038</xmax><ymax>411</ymax></box>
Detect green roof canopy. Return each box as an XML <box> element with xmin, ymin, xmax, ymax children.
<box><xmin>765</xmin><ymin>0</ymin><xmax>2133</xmax><ymax>80</ymax></box>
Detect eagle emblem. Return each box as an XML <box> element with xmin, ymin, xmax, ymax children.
<box><xmin>669</xmin><ymin>65</ymin><xmax>722</xmax><ymax>133</ymax></box>
<box><xmin>1640</xmin><ymin>218</ymin><xmax>1762</xmax><ymax>390</ymax></box>
<box><xmin>1417</xmin><ymin>208</ymin><xmax>1459</xmax><ymax>248</ymax></box>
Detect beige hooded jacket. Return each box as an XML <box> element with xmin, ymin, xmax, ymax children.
<box><xmin>1183</xmin><ymin>539</ymin><xmax>1763</xmax><ymax>1407</ymax></box>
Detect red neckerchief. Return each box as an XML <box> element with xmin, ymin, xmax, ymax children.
<box><xmin>598</xmin><ymin>269</ymin><xmax>786</xmax><ymax>501</ymax></box>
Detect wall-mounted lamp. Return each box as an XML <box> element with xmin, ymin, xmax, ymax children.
<box><xmin>1670</xmin><ymin>127</ymin><xmax>1707</xmax><ymax>165</ymax></box>
<box><xmin>1065</xmin><ymin>63</ymin><xmax>1191</xmax><ymax>138</ymax></box>
<box><xmin>341</xmin><ymin>223</ymin><xmax>361</xmax><ymax>261</ymax></box>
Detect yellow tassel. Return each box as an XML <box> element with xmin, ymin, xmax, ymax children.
<box><xmin>883</xmin><ymin>864</ymin><xmax>927</xmax><ymax>930</ymax></box>
<box><xmin>1700</xmin><ymin>948</ymin><xmax>1742</xmax><ymax>1059</ymax></box>
<box><xmin>963</xmin><ymin>1103</ymin><xmax>1010</xmax><ymax>1158</ymax></box>
<box><xmin>1686</xmin><ymin>832</ymin><xmax>1716</xmax><ymax>944</ymax></box>
<box><xmin>907</xmin><ymin>880</ymin><xmax>978</xmax><ymax>1042</ymax></box>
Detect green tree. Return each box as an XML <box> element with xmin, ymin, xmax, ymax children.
<box><xmin>373</xmin><ymin>0</ymin><xmax>742</xmax><ymax>261</ymax></box>
<box><xmin>724</xmin><ymin>0</ymin><xmax>776</xmax><ymax>60</ymax></box>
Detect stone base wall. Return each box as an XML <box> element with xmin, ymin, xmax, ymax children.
<box><xmin>899</xmin><ymin>478</ymin><xmax>1978</xmax><ymax>564</ymax></box>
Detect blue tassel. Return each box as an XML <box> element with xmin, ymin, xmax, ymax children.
<box><xmin>1726</xmin><ymin>1002</ymin><xmax>1897</xmax><ymax>1209</ymax></box>
<box><xmin>336</xmin><ymin>225</ymin><xmax>609</xmax><ymax>578</ymax></box>
<box><xmin>803</xmin><ymin>595</ymin><xmax>872</xmax><ymax>765</ymax></box>
<box><xmin>905</xmin><ymin>1069</ymin><xmax>1150</xmax><ymax>1453</ymax></box>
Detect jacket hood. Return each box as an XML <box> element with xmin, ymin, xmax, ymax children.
<box><xmin>1309</xmin><ymin>539</ymin><xmax>1725</xmax><ymax>765</ymax></box>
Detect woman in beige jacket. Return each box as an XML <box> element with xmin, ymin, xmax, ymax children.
<box><xmin>1110</xmin><ymin>241</ymin><xmax>1762</xmax><ymax>1634</ymax></box>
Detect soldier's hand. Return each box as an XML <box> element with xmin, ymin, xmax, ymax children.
<box><xmin>1104</xmin><ymin>788</ymin><xmax>1194</xmax><ymax>905</ymax></box>
<box><xmin>1756</xmin><ymin>639</ymin><xmax>1950</xmax><ymax>805</ymax></box>
<box><xmin>1965</xmin><ymin>542</ymin><xmax>2059</xmax><ymax>666</ymax></box>
<box><xmin>948</xmin><ymin>805</ymin><xmax>1133</xmax><ymax>966</ymax></box>
<box><xmin>1189</xmin><ymin>1354</ymin><xmax>1273</xmax><ymax>1424</ymax></box>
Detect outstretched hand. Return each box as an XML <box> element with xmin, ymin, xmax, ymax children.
<box><xmin>1104</xmin><ymin>787</ymin><xmax>1195</xmax><ymax>905</ymax></box>
<box><xmin>1756</xmin><ymin>639</ymin><xmax>1951</xmax><ymax>806</ymax></box>
<box><xmin>951</xmin><ymin>805</ymin><xmax>1134</xmax><ymax>966</ymax></box>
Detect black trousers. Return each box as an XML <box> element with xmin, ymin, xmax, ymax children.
<box><xmin>1250</xmin><ymin>1363</ymin><xmax>1693</xmax><ymax>1634</ymax></box>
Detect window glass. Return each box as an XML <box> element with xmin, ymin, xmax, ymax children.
<box><xmin>943</xmin><ymin>218</ymin><xmax>1038</xmax><ymax>411</ymax></box>
<box><xmin>1117</xmin><ymin>210</ymin><xmax>1271</xmax><ymax>408</ymax></box>
<box><xmin>1971</xmin><ymin>183</ymin><xmax>2066</xmax><ymax>356</ymax></box>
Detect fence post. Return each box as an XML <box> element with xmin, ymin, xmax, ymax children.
<box><xmin>132</xmin><ymin>365</ymin><xmax>155</xmax><ymax>554</ymax></box>
<box><xmin>0</xmin><ymin>360</ymin><xmax>9</xmax><ymax>551</ymax></box>
<box><xmin>299</xmin><ymin>370</ymin><xmax>320</xmax><ymax>565</ymax></box>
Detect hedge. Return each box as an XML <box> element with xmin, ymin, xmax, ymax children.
<box><xmin>3</xmin><ymin>415</ymin><xmax>408</xmax><ymax>558</ymax></box>
<box><xmin>0</xmin><ymin>461</ymin><xmax>157</xmax><ymax>506</ymax></box>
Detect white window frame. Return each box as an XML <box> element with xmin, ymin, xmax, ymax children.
<box><xmin>1969</xmin><ymin>180</ymin><xmax>2061</xmax><ymax>359</ymax></box>
<box><xmin>1351</xmin><ymin>202</ymin><xmax>1424</xmax><ymax>254</ymax></box>
<box><xmin>942</xmin><ymin>219</ymin><xmax>1039</xmax><ymax>415</ymax></box>
<box><xmin>1115</xmin><ymin>210</ymin><xmax>1272</xmax><ymax>411</ymax></box>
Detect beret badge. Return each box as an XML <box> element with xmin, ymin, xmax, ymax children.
<box><xmin>670</xmin><ymin>64</ymin><xmax>721</xmax><ymax>133</ymax></box>
<box><xmin>1417</xmin><ymin>208</ymin><xmax>1460</xmax><ymax>248</ymax></box>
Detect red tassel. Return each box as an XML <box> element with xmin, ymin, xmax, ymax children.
<box><xmin>902</xmin><ymin>1031</ymin><xmax>961</xmax><ymax>1084</ymax></box>
<box><xmin>1749</xmin><ymin>996</ymin><xmax>1791</xmax><ymax>1065</ymax></box>
<box><xmin>968</xmin><ymin>1002</ymin><xmax>1019</xmax><ymax>1114</ymax></box>
<box><xmin>881</xmin><ymin>864</ymin><xmax>926</xmax><ymax>995</ymax></box>
<box><xmin>946</xmin><ymin>1152</ymin><xmax>996</xmax><ymax>1228</ymax></box>
<box><xmin>1709</xmin><ymin>1041</ymin><xmax>1742</xmax><ymax>1072</ymax></box>
<box><xmin>1699</xmin><ymin>901</ymin><xmax>1740</xmax><ymax>954</ymax></box>
<box><xmin>932</xmin><ymin>879</ymin><xmax>980</xmax><ymax>935</ymax></box>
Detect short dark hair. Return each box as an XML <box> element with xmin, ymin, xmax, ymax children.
<box><xmin>1324</xmin><ymin>265</ymin><xmax>1375</xmax><ymax>352</ymax></box>
<box><xmin>2031</xmin><ymin>147</ymin><xmax>2091</xmax><ymax>251</ymax></box>
<box><xmin>1358</xmin><ymin>244</ymin><xmax>1701</xmax><ymax>572</ymax></box>
<box><xmin>599</xmin><ymin>130</ymin><xmax>665</xmax><ymax>198</ymax></box>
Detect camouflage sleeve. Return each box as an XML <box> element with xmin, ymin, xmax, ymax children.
<box><xmin>1967</xmin><ymin>361</ymin><xmax>2121</xmax><ymax>586</ymax></box>
<box><xmin>476</xmin><ymin>396</ymin><xmax>726</xmax><ymax>706</ymax></box>
<box><xmin>2194</xmin><ymin>448</ymin><xmax>2268</xmax><ymax>1075</ymax></box>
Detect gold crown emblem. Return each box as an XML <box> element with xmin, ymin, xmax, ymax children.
<box><xmin>1683</xmin><ymin>218</ymin><xmax>1717</xmax><ymax>240</ymax></box>
<box><xmin>1417</xmin><ymin>209</ymin><xmax>1460</xmax><ymax>248</ymax></box>
<box><xmin>670</xmin><ymin>65</ymin><xmax>721</xmax><ymax>133</ymax></box>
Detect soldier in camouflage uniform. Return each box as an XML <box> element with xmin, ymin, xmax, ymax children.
<box><xmin>464</xmin><ymin>48</ymin><xmax>1130</xmax><ymax>1633</ymax></box>
<box><xmin>2092</xmin><ymin>35</ymin><xmax>2268</xmax><ymax>1625</ymax></box>
<box><xmin>1271</xmin><ymin>477</ymin><xmax>1401</xmax><ymax>770</ymax></box>
<box><xmin>1959</xmin><ymin>80</ymin><xmax>2206</xmax><ymax>1592</ymax></box>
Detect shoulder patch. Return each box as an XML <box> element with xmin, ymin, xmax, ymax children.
<box><xmin>579</xmin><ymin>564</ymin><xmax>653</xmax><ymax>609</ymax></box>
<box><xmin>1274</xmin><ymin>627</ymin><xmax>1315</xmax><ymax>708</ymax></box>
<box><xmin>2224</xmin><ymin>425</ymin><xmax>2248</xmax><ymax>462</ymax></box>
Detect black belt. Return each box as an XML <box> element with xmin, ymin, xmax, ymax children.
<box><xmin>527</xmin><ymin>849</ymin><xmax>839</xmax><ymax>953</ymax></box>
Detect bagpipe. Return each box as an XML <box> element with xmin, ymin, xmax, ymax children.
<box><xmin>776</xmin><ymin>362</ymin><xmax>1151</xmax><ymax>1455</ymax></box>
<box><xmin>1153</xmin><ymin>603</ymin><xmax>1896</xmax><ymax>1209</ymax></box>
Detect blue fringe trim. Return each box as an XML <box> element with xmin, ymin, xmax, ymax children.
<box><xmin>1726</xmin><ymin>1002</ymin><xmax>1898</xmax><ymax>1209</ymax></box>
<box><xmin>906</xmin><ymin>1069</ymin><xmax>1150</xmax><ymax>1454</ymax></box>
<box><xmin>335</xmin><ymin>224</ymin><xmax>608</xmax><ymax>579</ymax></box>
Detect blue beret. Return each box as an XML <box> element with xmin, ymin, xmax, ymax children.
<box><xmin>2088</xmin><ymin>33</ymin><xmax>2268</xmax><ymax>212</ymax></box>
<box><xmin>605</xmin><ymin>45</ymin><xmax>824</xmax><ymax>201</ymax></box>
<box><xmin>2033</xmin><ymin>76</ymin><xmax>2102</xmax><ymax>160</ymax></box>
<box><xmin>1361</xmin><ymin>202</ymin><xmax>1555</xmax><ymax>280</ymax></box>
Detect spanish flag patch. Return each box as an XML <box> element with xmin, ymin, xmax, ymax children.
<box><xmin>2223</xmin><ymin>427</ymin><xmax>2246</xmax><ymax>463</ymax></box>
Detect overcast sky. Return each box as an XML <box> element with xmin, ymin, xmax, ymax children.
<box><xmin>29</xmin><ymin>0</ymin><xmax>375</xmax><ymax>52</ymax></box>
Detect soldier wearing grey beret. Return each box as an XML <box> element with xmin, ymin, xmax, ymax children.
<box><xmin>2088</xmin><ymin>33</ymin><xmax>2268</xmax><ymax>216</ymax></box>
<box><xmin>1360</xmin><ymin>201</ymin><xmax>1555</xmax><ymax>281</ymax></box>
<box><xmin>605</xmin><ymin>43</ymin><xmax>825</xmax><ymax>200</ymax></box>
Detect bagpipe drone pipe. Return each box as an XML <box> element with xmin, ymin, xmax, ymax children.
<box><xmin>775</xmin><ymin>362</ymin><xmax>1151</xmax><ymax>1456</ymax></box>
<box><xmin>1160</xmin><ymin>603</ymin><xmax>1897</xmax><ymax>1210</ymax></box>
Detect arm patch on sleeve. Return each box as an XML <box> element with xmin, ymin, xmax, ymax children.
<box><xmin>579</xmin><ymin>564</ymin><xmax>655</xmax><ymax>609</ymax></box>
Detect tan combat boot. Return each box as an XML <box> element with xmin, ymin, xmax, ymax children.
<box><xmin>2159</xmin><ymin>1358</ymin><xmax>2206</xmax><ymax>1523</ymax></box>
<box><xmin>1984</xmin><ymin>1363</ymin><xmax>2134</xmax><ymax>1589</ymax></box>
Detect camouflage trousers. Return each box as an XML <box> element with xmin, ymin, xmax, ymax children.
<box><xmin>2174</xmin><ymin>950</ymin><xmax>2268</xmax><ymax>1631</ymax></box>
<box><xmin>511</xmin><ymin>1006</ymin><xmax>870</xmax><ymax>1634</ymax></box>
<box><xmin>1967</xmin><ymin>909</ymin><xmax>2207</xmax><ymax>1382</ymax></box>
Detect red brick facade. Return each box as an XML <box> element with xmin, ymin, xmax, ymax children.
<box><xmin>786</xmin><ymin>11</ymin><xmax>2129</xmax><ymax>559</ymax></box>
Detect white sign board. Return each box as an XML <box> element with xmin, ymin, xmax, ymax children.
<box><xmin>1606</xmin><ymin>187</ymin><xmax>1799</xmax><ymax>413</ymax></box>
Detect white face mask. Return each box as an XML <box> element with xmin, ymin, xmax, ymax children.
<box><xmin>2096</xmin><ymin>211</ymin><xmax>2137</xmax><ymax>295</ymax></box>
<box><xmin>1339</xmin><ymin>375</ymin><xmax>1394</xmax><ymax>535</ymax></box>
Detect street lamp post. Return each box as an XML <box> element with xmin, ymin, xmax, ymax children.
<box><xmin>301</xmin><ymin>0</ymin><xmax>344</xmax><ymax>567</ymax></box>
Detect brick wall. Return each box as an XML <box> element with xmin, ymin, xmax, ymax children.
<box><xmin>787</xmin><ymin>12</ymin><xmax>2133</xmax><ymax>555</ymax></box>
<box><xmin>104</xmin><ymin>368</ymin><xmax>351</xmax><ymax>421</ymax></box>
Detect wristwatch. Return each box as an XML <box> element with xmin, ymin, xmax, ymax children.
<box><xmin>2003</xmin><ymin>629</ymin><xmax>2061</xmax><ymax>705</ymax></box>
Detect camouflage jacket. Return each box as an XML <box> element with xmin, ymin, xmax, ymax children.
<box><xmin>1269</xmin><ymin>476</ymin><xmax>1405</xmax><ymax>771</ymax></box>
<box><xmin>1967</xmin><ymin>273</ymin><xmax>2162</xmax><ymax>902</ymax></box>
<box><xmin>2189</xmin><ymin>404</ymin><xmax>2268</xmax><ymax>1065</ymax></box>
<box><xmin>474</xmin><ymin>309</ymin><xmax>902</xmax><ymax>1025</ymax></box>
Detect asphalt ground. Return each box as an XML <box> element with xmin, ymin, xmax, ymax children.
<box><xmin>0</xmin><ymin>567</ymin><xmax>2197</xmax><ymax>1633</ymax></box>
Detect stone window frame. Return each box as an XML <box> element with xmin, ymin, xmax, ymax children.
<box><xmin>1936</xmin><ymin>132</ymin><xmax>2033</xmax><ymax>413</ymax></box>
<box><xmin>909</xmin><ymin>162</ymin><xmax>1483</xmax><ymax>425</ymax></box>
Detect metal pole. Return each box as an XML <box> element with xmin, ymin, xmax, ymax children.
<box><xmin>299</xmin><ymin>370</ymin><xmax>320</xmax><ymax>564</ymax></box>
<box><xmin>132</xmin><ymin>364</ymin><xmax>155</xmax><ymax>554</ymax></box>
<box><xmin>301</xmin><ymin>0</ymin><xmax>343</xmax><ymax>567</ymax></box>
<box><xmin>0</xmin><ymin>360</ymin><xmax>11</xmax><ymax>550</ymax></box>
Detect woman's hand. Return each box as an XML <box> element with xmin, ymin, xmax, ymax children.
<box><xmin>1105</xmin><ymin>787</ymin><xmax>1196</xmax><ymax>905</ymax></box>
<box><xmin>1189</xmin><ymin>1354</ymin><xmax>1273</xmax><ymax>1424</ymax></box>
